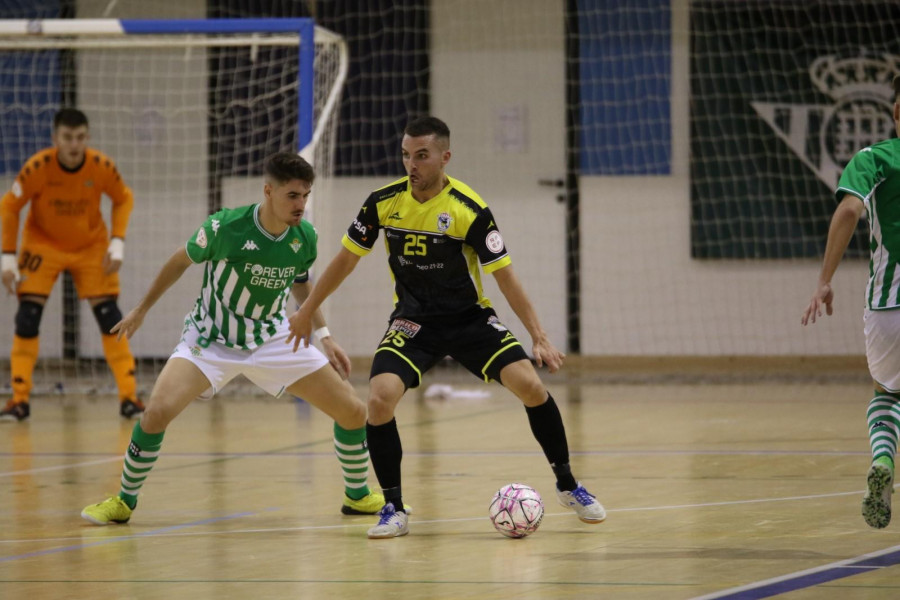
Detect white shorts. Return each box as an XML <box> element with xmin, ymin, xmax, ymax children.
<box><xmin>171</xmin><ymin>318</ymin><xmax>329</xmax><ymax>397</ymax></box>
<box><xmin>864</xmin><ymin>308</ymin><xmax>900</xmax><ymax>392</ymax></box>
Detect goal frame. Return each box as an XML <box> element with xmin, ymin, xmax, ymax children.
<box><xmin>0</xmin><ymin>17</ymin><xmax>319</xmax><ymax>153</ymax></box>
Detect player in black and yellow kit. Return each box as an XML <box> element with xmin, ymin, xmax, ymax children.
<box><xmin>288</xmin><ymin>115</ymin><xmax>605</xmax><ymax>538</ymax></box>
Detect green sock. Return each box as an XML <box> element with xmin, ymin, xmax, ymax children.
<box><xmin>334</xmin><ymin>422</ymin><xmax>371</xmax><ymax>500</ymax></box>
<box><xmin>118</xmin><ymin>421</ymin><xmax>165</xmax><ymax>510</ymax></box>
<box><xmin>867</xmin><ymin>393</ymin><xmax>900</xmax><ymax>472</ymax></box>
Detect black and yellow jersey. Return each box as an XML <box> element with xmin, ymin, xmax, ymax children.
<box><xmin>342</xmin><ymin>175</ymin><xmax>512</xmax><ymax>319</ymax></box>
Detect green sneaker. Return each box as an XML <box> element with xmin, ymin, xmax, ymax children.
<box><xmin>81</xmin><ymin>496</ymin><xmax>134</xmax><ymax>525</ymax></box>
<box><xmin>862</xmin><ymin>459</ymin><xmax>894</xmax><ymax>529</ymax></box>
<box><xmin>341</xmin><ymin>492</ymin><xmax>412</xmax><ymax>515</ymax></box>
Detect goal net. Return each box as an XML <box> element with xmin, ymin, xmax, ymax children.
<box><xmin>0</xmin><ymin>18</ymin><xmax>347</xmax><ymax>397</ymax></box>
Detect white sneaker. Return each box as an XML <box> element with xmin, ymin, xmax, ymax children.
<box><xmin>556</xmin><ymin>483</ymin><xmax>606</xmax><ymax>523</ymax></box>
<box><xmin>367</xmin><ymin>502</ymin><xmax>409</xmax><ymax>538</ymax></box>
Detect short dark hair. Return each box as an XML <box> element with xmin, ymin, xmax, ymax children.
<box><xmin>264</xmin><ymin>152</ymin><xmax>315</xmax><ymax>185</ymax></box>
<box><xmin>404</xmin><ymin>115</ymin><xmax>450</xmax><ymax>141</ymax></box>
<box><xmin>54</xmin><ymin>108</ymin><xmax>89</xmax><ymax>130</ymax></box>
<box><xmin>893</xmin><ymin>75</ymin><xmax>900</xmax><ymax>102</ymax></box>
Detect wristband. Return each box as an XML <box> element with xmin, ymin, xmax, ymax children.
<box><xmin>108</xmin><ymin>237</ymin><xmax>125</xmax><ymax>261</ymax></box>
<box><xmin>1</xmin><ymin>253</ymin><xmax>17</xmax><ymax>273</ymax></box>
<box><xmin>315</xmin><ymin>326</ymin><xmax>331</xmax><ymax>340</ymax></box>
<box><xmin>1</xmin><ymin>253</ymin><xmax>19</xmax><ymax>281</ymax></box>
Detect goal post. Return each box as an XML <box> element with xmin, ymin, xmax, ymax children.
<box><xmin>0</xmin><ymin>18</ymin><xmax>347</xmax><ymax>396</ymax></box>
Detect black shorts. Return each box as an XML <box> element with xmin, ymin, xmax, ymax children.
<box><xmin>370</xmin><ymin>306</ymin><xmax>529</xmax><ymax>389</ymax></box>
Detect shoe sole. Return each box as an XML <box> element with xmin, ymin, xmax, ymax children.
<box><xmin>367</xmin><ymin>528</ymin><xmax>409</xmax><ymax>539</ymax></box>
<box><xmin>341</xmin><ymin>504</ymin><xmax>413</xmax><ymax>516</ymax></box>
<box><xmin>862</xmin><ymin>465</ymin><xmax>893</xmax><ymax>529</ymax></box>
<box><xmin>80</xmin><ymin>510</ymin><xmax>130</xmax><ymax>525</ymax></box>
<box><xmin>557</xmin><ymin>498</ymin><xmax>607</xmax><ymax>524</ymax></box>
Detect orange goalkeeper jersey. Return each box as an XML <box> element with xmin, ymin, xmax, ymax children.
<box><xmin>1</xmin><ymin>147</ymin><xmax>134</xmax><ymax>253</ymax></box>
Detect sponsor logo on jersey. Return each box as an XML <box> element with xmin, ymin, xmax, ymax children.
<box><xmin>242</xmin><ymin>240</ymin><xmax>260</xmax><ymax>251</ymax></box>
<box><xmin>190</xmin><ymin>345</ymin><xmax>202</xmax><ymax>357</ymax></box>
<box><xmin>437</xmin><ymin>212</ymin><xmax>452</xmax><ymax>232</ymax></box>
<box><xmin>389</xmin><ymin>211</ymin><xmax>403</xmax><ymax>220</ymax></box>
<box><xmin>290</xmin><ymin>238</ymin><xmax>302</xmax><ymax>253</ymax></box>
<box><xmin>389</xmin><ymin>318</ymin><xmax>422</xmax><ymax>337</ymax></box>
<box><xmin>487</xmin><ymin>315</ymin><xmax>509</xmax><ymax>332</ymax></box>
<box><xmin>245</xmin><ymin>263</ymin><xmax>297</xmax><ymax>288</ymax></box>
<box><xmin>195</xmin><ymin>227</ymin><xmax>208</xmax><ymax>248</ymax></box>
<box><xmin>211</xmin><ymin>219</ymin><xmax>221</xmax><ymax>235</ymax></box>
<box><xmin>485</xmin><ymin>230</ymin><xmax>504</xmax><ymax>254</ymax></box>
<box><xmin>751</xmin><ymin>52</ymin><xmax>899</xmax><ymax>188</ymax></box>
<box><xmin>10</xmin><ymin>181</ymin><xmax>22</xmax><ymax>198</ymax></box>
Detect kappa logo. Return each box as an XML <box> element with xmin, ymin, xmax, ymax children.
<box><xmin>751</xmin><ymin>52</ymin><xmax>900</xmax><ymax>188</ymax></box>
<box><xmin>242</xmin><ymin>240</ymin><xmax>260</xmax><ymax>251</ymax></box>
<box><xmin>211</xmin><ymin>219</ymin><xmax>220</xmax><ymax>235</ymax></box>
<box><xmin>128</xmin><ymin>440</ymin><xmax>142</xmax><ymax>457</ymax></box>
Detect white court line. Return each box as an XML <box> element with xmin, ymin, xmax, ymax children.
<box><xmin>0</xmin><ymin>456</ymin><xmax>122</xmax><ymax>477</ymax></box>
<box><xmin>0</xmin><ymin>484</ymin><xmax>886</xmax><ymax>545</ymax></box>
<box><xmin>688</xmin><ymin>543</ymin><xmax>900</xmax><ymax>600</ymax></box>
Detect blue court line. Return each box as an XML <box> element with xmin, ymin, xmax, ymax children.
<box><xmin>692</xmin><ymin>544</ymin><xmax>900</xmax><ymax>599</ymax></box>
<box><xmin>0</xmin><ymin>509</ymin><xmax>272</xmax><ymax>564</ymax></box>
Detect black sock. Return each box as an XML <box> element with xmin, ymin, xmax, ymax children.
<box><xmin>525</xmin><ymin>395</ymin><xmax>577</xmax><ymax>491</ymax></box>
<box><xmin>366</xmin><ymin>418</ymin><xmax>405</xmax><ymax>512</ymax></box>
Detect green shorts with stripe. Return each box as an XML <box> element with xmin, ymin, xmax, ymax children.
<box><xmin>370</xmin><ymin>306</ymin><xmax>529</xmax><ymax>389</ymax></box>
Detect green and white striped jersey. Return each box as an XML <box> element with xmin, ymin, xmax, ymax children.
<box><xmin>837</xmin><ymin>138</ymin><xmax>900</xmax><ymax>310</ymax></box>
<box><xmin>184</xmin><ymin>203</ymin><xmax>317</xmax><ymax>349</ymax></box>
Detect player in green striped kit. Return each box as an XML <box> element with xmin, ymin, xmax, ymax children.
<box><xmin>802</xmin><ymin>75</ymin><xmax>900</xmax><ymax>529</ymax></box>
<box><xmin>81</xmin><ymin>152</ymin><xmax>394</xmax><ymax>524</ymax></box>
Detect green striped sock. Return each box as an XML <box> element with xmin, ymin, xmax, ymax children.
<box><xmin>334</xmin><ymin>423</ymin><xmax>371</xmax><ymax>500</ymax></box>
<box><xmin>867</xmin><ymin>392</ymin><xmax>900</xmax><ymax>467</ymax></box>
<box><xmin>118</xmin><ymin>421</ymin><xmax>165</xmax><ymax>509</ymax></box>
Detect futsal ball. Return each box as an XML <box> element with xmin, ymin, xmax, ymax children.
<box><xmin>488</xmin><ymin>483</ymin><xmax>544</xmax><ymax>538</ymax></box>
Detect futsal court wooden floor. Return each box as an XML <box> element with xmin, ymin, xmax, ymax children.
<box><xmin>1</xmin><ymin>372</ymin><xmax>899</xmax><ymax>599</ymax></box>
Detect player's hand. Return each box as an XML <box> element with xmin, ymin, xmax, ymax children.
<box><xmin>1</xmin><ymin>254</ymin><xmax>19</xmax><ymax>296</ymax></box>
<box><xmin>104</xmin><ymin>238</ymin><xmax>124</xmax><ymax>275</ymax></box>
<box><xmin>110</xmin><ymin>307</ymin><xmax>145</xmax><ymax>340</ymax></box>
<box><xmin>532</xmin><ymin>336</ymin><xmax>565</xmax><ymax>374</ymax></box>
<box><xmin>286</xmin><ymin>306</ymin><xmax>313</xmax><ymax>352</ymax></box>
<box><xmin>801</xmin><ymin>282</ymin><xmax>834</xmax><ymax>325</ymax></box>
<box><xmin>322</xmin><ymin>337</ymin><xmax>352</xmax><ymax>380</ymax></box>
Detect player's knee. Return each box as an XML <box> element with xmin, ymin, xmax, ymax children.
<box><xmin>367</xmin><ymin>393</ymin><xmax>396</xmax><ymax>424</ymax></box>
<box><xmin>92</xmin><ymin>299</ymin><xmax>122</xmax><ymax>335</ymax></box>
<box><xmin>14</xmin><ymin>300</ymin><xmax>44</xmax><ymax>338</ymax></box>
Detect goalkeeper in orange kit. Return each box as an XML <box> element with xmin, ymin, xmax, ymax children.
<box><xmin>0</xmin><ymin>108</ymin><xmax>144</xmax><ymax>421</ymax></box>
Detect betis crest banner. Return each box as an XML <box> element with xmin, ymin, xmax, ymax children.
<box><xmin>690</xmin><ymin>1</ymin><xmax>900</xmax><ymax>259</ymax></box>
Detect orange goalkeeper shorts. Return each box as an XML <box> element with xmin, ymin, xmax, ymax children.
<box><xmin>16</xmin><ymin>233</ymin><xmax>119</xmax><ymax>299</ymax></box>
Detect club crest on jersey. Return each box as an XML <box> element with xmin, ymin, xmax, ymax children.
<box><xmin>10</xmin><ymin>180</ymin><xmax>22</xmax><ymax>198</ymax></box>
<box><xmin>437</xmin><ymin>212</ymin><xmax>452</xmax><ymax>232</ymax></box>
<box><xmin>290</xmin><ymin>238</ymin><xmax>302</xmax><ymax>253</ymax></box>
<box><xmin>84</xmin><ymin>179</ymin><xmax>94</xmax><ymax>188</ymax></box>
<box><xmin>242</xmin><ymin>240</ymin><xmax>260</xmax><ymax>251</ymax></box>
<box><xmin>195</xmin><ymin>227</ymin><xmax>208</xmax><ymax>248</ymax></box>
